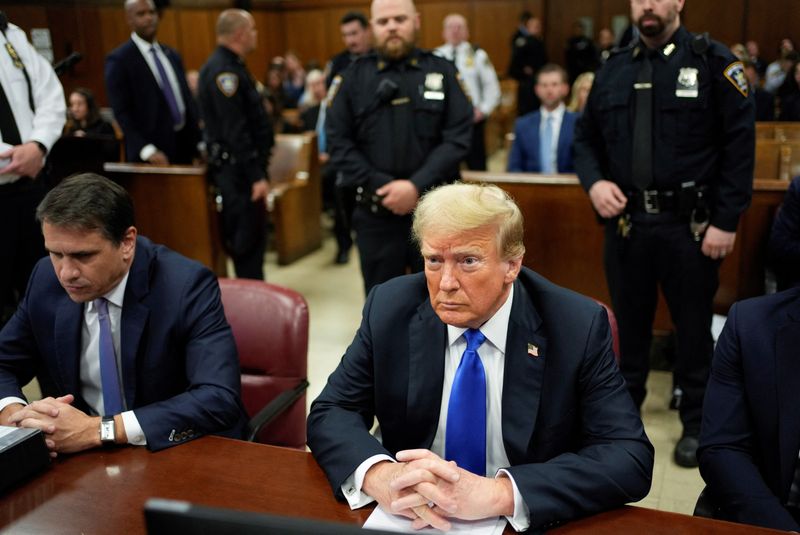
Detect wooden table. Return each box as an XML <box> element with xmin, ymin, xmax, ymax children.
<box><xmin>0</xmin><ymin>437</ymin><xmax>780</xmax><ymax>534</ymax></box>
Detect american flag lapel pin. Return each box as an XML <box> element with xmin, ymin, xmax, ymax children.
<box><xmin>527</xmin><ymin>343</ymin><xmax>539</xmax><ymax>357</ymax></box>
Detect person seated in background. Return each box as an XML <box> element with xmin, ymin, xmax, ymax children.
<box><xmin>729</xmin><ymin>43</ymin><xmax>749</xmax><ymax>62</ymax></box>
<box><xmin>765</xmin><ymin>39</ymin><xmax>796</xmax><ymax>94</ymax></box>
<box><xmin>564</xmin><ymin>20</ymin><xmax>598</xmax><ymax>84</ymax></box>
<box><xmin>508</xmin><ymin>64</ymin><xmax>577</xmax><ymax>173</ymax></box>
<box><xmin>746</xmin><ymin>40</ymin><xmax>767</xmax><ymax>79</ymax></box>
<box><xmin>778</xmin><ymin>60</ymin><xmax>800</xmax><ymax>121</ymax></box>
<box><xmin>307</xmin><ymin>182</ymin><xmax>653</xmax><ymax>533</ymax></box>
<box><xmin>263</xmin><ymin>60</ymin><xmax>287</xmax><ymax>132</ymax></box>
<box><xmin>299</xmin><ymin>69</ymin><xmax>327</xmax><ymax>132</ymax></box>
<box><xmin>63</xmin><ymin>88</ymin><xmax>116</xmax><ymax>139</ymax></box>
<box><xmin>743</xmin><ymin>62</ymin><xmax>774</xmax><ymax>121</ymax></box>
<box><xmin>769</xmin><ymin>175</ymin><xmax>800</xmax><ymax>291</ymax></box>
<box><xmin>566</xmin><ymin>71</ymin><xmax>594</xmax><ymax>114</ymax></box>
<box><xmin>0</xmin><ymin>173</ymin><xmax>247</xmax><ymax>455</ymax></box>
<box><xmin>698</xmin><ymin>286</ymin><xmax>800</xmax><ymax>532</ymax></box>
<box><xmin>282</xmin><ymin>51</ymin><xmax>306</xmax><ymax>109</ymax></box>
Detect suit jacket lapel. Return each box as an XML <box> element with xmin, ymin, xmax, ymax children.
<box><xmin>407</xmin><ymin>299</ymin><xmax>447</xmax><ymax>449</ymax></box>
<box><xmin>120</xmin><ymin>239</ymin><xmax>152</xmax><ymax>410</ymax></box>
<box><xmin>777</xmin><ymin>298</ymin><xmax>800</xmax><ymax>494</ymax></box>
<box><xmin>53</xmin><ymin>298</ymin><xmax>83</xmax><ymax>400</ymax></box>
<box><xmin>502</xmin><ymin>278</ymin><xmax>547</xmax><ymax>465</ymax></box>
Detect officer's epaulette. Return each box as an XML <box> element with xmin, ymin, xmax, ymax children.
<box><xmin>691</xmin><ymin>32</ymin><xmax>710</xmax><ymax>56</ymax></box>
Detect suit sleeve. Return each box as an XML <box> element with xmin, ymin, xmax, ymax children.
<box><xmin>505</xmin><ymin>307</ymin><xmax>654</xmax><ymax>530</ymax></box>
<box><xmin>407</xmin><ymin>64</ymin><xmax>472</xmax><ymax>192</ymax></box>
<box><xmin>698</xmin><ymin>303</ymin><xmax>800</xmax><ymax>531</ymax></box>
<box><xmin>105</xmin><ymin>49</ymin><xmax>148</xmax><ymax>160</ymax></box>
<box><xmin>0</xmin><ymin>263</ymin><xmax>44</xmax><ymax>402</ymax></box>
<box><xmin>306</xmin><ymin>288</ymin><xmax>394</xmax><ymax>496</ymax></box>
<box><xmin>170</xmin><ymin>50</ymin><xmax>202</xmax><ymax>153</ymax></box>
<box><xmin>507</xmin><ymin>118</ymin><xmax>525</xmax><ymax>172</ymax></box>
<box><xmin>133</xmin><ymin>269</ymin><xmax>245</xmax><ymax>451</ymax></box>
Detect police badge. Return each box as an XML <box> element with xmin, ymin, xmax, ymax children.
<box><xmin>424</xmin><ymin>72</ymin><xmax>445</xmax><ymax>100</ymax></box>
<box><xmin>676</xmin><ymin>67</ymin><xmax>699</xmax><ymax>98</ymax></box>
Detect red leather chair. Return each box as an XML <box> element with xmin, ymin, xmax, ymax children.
<box><xmin>594</xmin><ymin>299</ymin><xmax>621</xmax><ymax>364</ymax></box>
<box><xmin>218</xmin><ymin>278</ymin><xmax>309</xmax><ymax>449</ymax></box>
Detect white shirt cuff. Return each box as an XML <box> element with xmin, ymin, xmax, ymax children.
<box><xmin>121</xmin><ymin>410</ymin><xmax>147</xmax><ymax>446</ymax></box>
<box><xmin>0</xmin><ymin>396</ymin><xmax>27</xmax><ymax>414</ymax></box>
<box><xmin>341</xmin><ymin>454</ymin><xmax>395</xmax><ymax>509</ymax></box>
<box><xmin>139</xmin><ymin>144</ymin><xmax>157</xmax><ymax>162</ymax></box>
<box><xmin>497</xmin><ymin>469</ymin><xmax>531</xmax><ymax>532</ymax></box>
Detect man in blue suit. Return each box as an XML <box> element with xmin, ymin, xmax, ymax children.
<box><xmin>698</xmin><ymin>288</ymin><xmax>800</xmax><ymax>531</ymax></box>
<box><xmin>508</xmin><ymin>64</ymin><xmax>577</xmax><ymax>173</ymax></box>
<box><xmin>308</xmin><ymin>183</ymin><xmax>652</xmax><ymax>532</ymax></box>
<box><xmin>0</xmin><ymin>173</ymin><xmax>246</xmax><ymax>455</ymax></box>
<box><xmin>105</xmin><ymin>0</ymin><xmax>200</xmax><ymax>164</ymax></box>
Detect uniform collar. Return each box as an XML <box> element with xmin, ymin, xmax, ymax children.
<box><xmin>218</xmin><ymin>44</ymin><xmax>244</xmax><ymax>64</ymax></box>
<box><xmin>633</xmin><ymin>25</ymin><xmax>689</xmax><ymax>62</ymax></box>
<box><xmin>376</xmin><ymin>47</ymin><xmax>423</xmax><ymax>72</ymax></box>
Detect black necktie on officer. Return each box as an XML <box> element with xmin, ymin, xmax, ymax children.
<box><xmin>632</xmin><ymin>49</ymin><xmax>654</xmax><ymax>191</ymax></box>
<box><xmin>0</xmin><ymin>83</ymin><xmax>22</xmax><ymax>145</ymax></box>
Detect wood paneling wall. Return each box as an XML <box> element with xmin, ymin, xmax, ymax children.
<box><xmin>3</xmin><ymin>1</ymin><xmax>799</xmax><ymax>108</ymax></box>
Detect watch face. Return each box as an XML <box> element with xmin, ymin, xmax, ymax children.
<box><xmin>101</xmin><ymin>419</ymin><xmax>115</xmax><ymax>443</ymax></box>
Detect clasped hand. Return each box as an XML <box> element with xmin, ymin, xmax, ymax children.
<box><xmin>363</xmin><ymin>449</ymin><xmax>513</xmax><ymax>531</ymax></box>
<box><xmin>6</xmin><ymin>394</ymin><xmax>100</xmax><ymax>457</ymax></box>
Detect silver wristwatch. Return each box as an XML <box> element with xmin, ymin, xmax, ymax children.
<box><xmin>100</xmin><ymin>416</ymin><xmax>115</xmax><ymax>445</ymax></box>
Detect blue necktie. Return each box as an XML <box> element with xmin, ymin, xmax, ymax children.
<box><xmin>150</xmin><ymin>47</ymin><xmax>182</xmax><ymax>127</ymax></box>
<box><xmin>540</xmin><ymin>114</ymin><xmax>554</xmax><ymax>173</ymax></box>
<box><xmin>94</xmin><ymin>298</ymin><xmax>123</xmax><ymax>416</ymax></box>
<box><xmin>445</xmin><ymin>328</ymin><xmax>487</xmax><ymax>476</ymax></box>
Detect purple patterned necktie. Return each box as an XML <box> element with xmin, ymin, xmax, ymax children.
<box><xmin>150</xmin><ymin>46</ymin><xmax>182</xmax><ymax>127</ymax></box>
<box><xmin>445</xmin><ymin>328</ymin><xmax>487</xmax><ymax>475</ymax></box>
<box><xmin>94</xmin><ymin>298</ymin><xmax>123</xmax><ymax>416</ymax></box>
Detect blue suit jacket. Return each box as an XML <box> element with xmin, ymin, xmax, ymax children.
<box><xmin>0</xmin><ymin>237</ymin><xmax>247</xmax><ymax>451</ymax></box>
<box><xmin>307</xmin><ymin>268</ymin><xmax>653</xmax><ymax>530</ymax></box>
<box><xmin>105</xmin><ymin>39</ymin><xmax>200</xmax><ymax>163</ymax></box>
<box><xmin>699</xmin><ymin>288</ymin><xmax>800</xmax><ymax>531</ymax></box>
<box><xmin>507</xmin><ymin>109</ymin><xmax>578</xmax><ymax>173</ymax></box>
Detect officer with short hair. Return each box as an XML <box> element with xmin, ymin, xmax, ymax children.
<box><xmin>574</xmin><ymin>0</ymin><xmax>754</xmax><ymax>468</ymax></box>
<box><xmin>198</xmin><ymin>8</ymin><xmax>273</xmax><ymax>280</ymax></box>
<box><xmin>327</xmin><ymin>0</ymin><xmax>472</xmax><ymax>295</ymax></box>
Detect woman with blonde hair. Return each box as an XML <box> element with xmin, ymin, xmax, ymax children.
<box><xmin>567</xmin><ymin>71</ymin><xmax>594</xmax><ymax>114</ymax></box>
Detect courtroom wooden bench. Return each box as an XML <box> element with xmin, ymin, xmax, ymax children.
<box><xmin>267</xmin><ymin>132</ymin><xmax>322</xmax><ymax>265</ymax></box>
<box><xmin>103</xmin><ymin>162</ymin><xmax>226</xmax><ymax>276</ymax></box>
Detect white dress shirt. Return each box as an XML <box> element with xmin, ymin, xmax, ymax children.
<box><xmin>434</xmin><ymin>41</ymin><xmax>501</xmax><ymax>118</ymax></box>
<box><xmin>0</xmin><ymin>23</ymin><xmax>65</xmax><ymax>184</ymax></box>
<box><xmin>129</xmin><ymin>32</ymin><xmax>186</xmax><ymax>161</ymax></box>
<box><xmin>341</xmin><ymin>286</ymin><xmax>531</xmax><ymax>531</ymax></box>
<box><xmin>538</xmin><ymin>103</ymin><xmax>565</xmax><ymax>173</ymax></box>
<box><xmin>0</xmin><ymin>272</ymin><xmax>147</xmax><ymax>446</ymax></box>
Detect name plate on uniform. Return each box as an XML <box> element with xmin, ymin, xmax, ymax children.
<box><xmin>0</xmin><ymin>426</ymin><xmax>50</xmax><ymax>494</ymax></box>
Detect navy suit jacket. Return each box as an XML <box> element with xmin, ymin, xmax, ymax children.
<box><xmin>105</xmin><ymin>39</ymin><xmax>200</xmax><ymax>163</ymax></box>
<box><xmin>307</xmin><ymin>268</ymin><xmax>653</xmax><ymax>530</ymax></box>
<box><xmin>507</xmin><ymin>109</ymin><xmax>578</xmax><ymax>173</ymax></box>
<box><xmin>0</xmin><ymin>237</ymin><xmax>247</xmax><ymax>451</ymax></box>
<box><xmin>699</xmin><ymin>288</ymin><xmax>800</xmax><ymax>531</ymax></box>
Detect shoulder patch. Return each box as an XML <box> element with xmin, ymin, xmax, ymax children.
<box><xmin>326</xmin><ymin>75</ymin><xmax>343</xmax><ymax>106</ymax></box>
<box><xmin>216</xmin><ymin>72</ymin><xmax>239</xmax><ymax>97</ymax></box>
<box><xmin>723</xmin><ymin>61</ymin><xmax>748</xmax><ymax>98</ymax></box>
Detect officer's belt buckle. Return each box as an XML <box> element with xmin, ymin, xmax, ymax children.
<box><xmin>642</xmin><ymin>190</ymin><xmax>660</xmax><ymax>214</ymax></box>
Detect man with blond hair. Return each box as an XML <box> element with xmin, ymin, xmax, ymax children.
<box><xmin>308</xmin><ymin>182</ymin><xmax>653</xmax><ymax>532</ymax></box>
<box><xmin>326</xmin><ymin>0</ymin><xmax>472</xmax><ymax>295</ymax></box>
<box><xmin>198</xmin><ymin>9</ymin><xmax>273</xmax><ymax>280</ymax></box>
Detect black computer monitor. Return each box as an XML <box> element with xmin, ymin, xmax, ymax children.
<box><xmin>144</xmin><ymin>498</ymin><xmax>399</xmax><ymax>535</ymax></box>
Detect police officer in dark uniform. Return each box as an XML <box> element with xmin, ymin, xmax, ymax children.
<box><xmin>508</xmin><ymin>12</ymin><xmax>548</xmax><ymax>117</ymax></box>
<box><xmin>324</xmin><ymin>11</ymin><xmax>372</xmax><ymax>265</ymax></box>
<box><xmin>574</xmin><ymin>0</ymin><xmax>754</xmax><ymax>468</ymax></box>
<box><xmin>327</xmin><ymin>0</ymin><xmax>472</xmax><ymax>295</ymax></box>
<box><xmin>198</xmin><ymin>9</ymin><xmax>273</xmax><ymax>280</ymax></box>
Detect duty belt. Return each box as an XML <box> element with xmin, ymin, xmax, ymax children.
<box><xmin>628</xmin><ymin>182</ymin><xmax>707</xmax><ymax>215</ymax></box>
